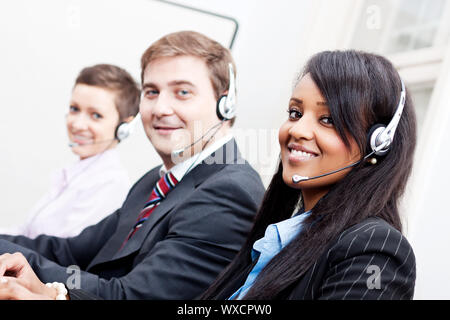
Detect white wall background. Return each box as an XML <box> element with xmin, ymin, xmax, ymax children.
<box><xmin>0</xmin><ymin>0</ymin><xmax>447</xmax><ymax>299</ymax></box>
<box><xmin>0</xmin><ymin>0</ymin><xmax>285</xmax><ymax>223</ymax></box>
<box><xmin>0</xmin><ymin>0</ymin><xmax>314</xmax><ymax>227</ymax></box>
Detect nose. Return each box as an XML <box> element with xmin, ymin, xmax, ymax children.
<box><xmin>151</xmin><ymin>92</ymin><xmax>174</xmax><ymax>118</ymax></box>
<box><xmin>288</xmin><ymin>114</ymin><xmax>315</xmax><ymax>141</ymax></box>
<box><xmin>68</xmin><ymin>113</ymin><xmax>89</xmax><ymax>131</ymax></box>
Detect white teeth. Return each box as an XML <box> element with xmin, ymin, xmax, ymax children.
<box><xmin>290</xmin><ymin>149</ymin><xmax>315</xmax><ymax>158</ymax></box>
<box><xmin>73</xmin><ymin>135</ymin><xmax>92</xmax><ymax>141</ymax></box>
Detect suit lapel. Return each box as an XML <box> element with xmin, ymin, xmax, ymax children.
<box><xmin>86</xmin><ymin>168</ymin><xmax>161</xmax><ymax>269</ymax></box>
<box><xmin>192</xmin><ymin>138</ymin><xmax>242</xmax><ymax>187</ymax></box>
<box><xmin>96</xmin><ymin>139</ymin><xmax>242</xmax><ymax>264</ymax></box>
<box><xmin>112</xmin><ymin>172</ymin><xmax>195</xmax><ymax>261</ymax></box>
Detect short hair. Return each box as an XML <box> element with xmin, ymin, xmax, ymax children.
<box><xmin>75</xmin><ymin>64</ymin><xmax>140</xmax><ymax>122</ymax></box>
<box><xmin>141</xmin><ymin>31</ymin><xmax>237</xmax><ymax>125</ymax></box>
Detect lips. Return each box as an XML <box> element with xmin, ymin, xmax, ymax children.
<box><xmin>71</xmin><ymin>134</ymin><xmax>94</xmax><ymax>145</ymax></box>
<box><xmin>287</xmin><ymin>142</ymin><xmax>319</xmax><ymax>162</ymax></box>
<box><xmin>153</xmin><ymin>123</ymin><xmax>183</xmax><ymax>135</ymax></box>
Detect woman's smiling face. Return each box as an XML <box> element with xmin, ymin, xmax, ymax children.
<box><xmin>279</xmin><ymin>73</ymin><xmax>361</xmax><ymax>198</ymax></box>
<box><xmin>67</xmin><ymin>84</ymin><xmax>120</xmax><ymax>159</ymax></box>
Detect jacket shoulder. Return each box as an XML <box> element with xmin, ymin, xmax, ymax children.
<box><xmin>200</xmin><ymin>161</ymin><xmax>265</xmax><ymax>204</ymax></box>
<box><xmin>287</xmin><ymin>217</ymin><xmax>416</xmax><ymax>300</ymax></box>
<box><xmin>326</xmin><ymin>217</ymin><xmax>414</xmax><ymax>264</ymax></box>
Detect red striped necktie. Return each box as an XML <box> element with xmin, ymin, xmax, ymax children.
<box><xmin>120</xmin><ymin>172</ymin><xmax>178</xmax><ymax>249</ymax></box>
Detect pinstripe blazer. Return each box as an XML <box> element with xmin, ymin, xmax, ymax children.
<box><xmin>216</xmin><ymin>217</ymin><xmax>416</xmax><ymax>300</ymax></box>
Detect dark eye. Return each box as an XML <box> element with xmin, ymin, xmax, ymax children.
<box><xmin>92</xmin><ymin>112</ymin><xmax>103</xmax><ymax>120</ymax></box>
<box><xmin>177</xmin><ymin>89</ymin><xmax>191</xmax><ymax>98</ymax></box>
<box><xmin>144</xmin><ymin>89</ymin><xmax>158</xmax><ymax>98</ymax></box>
<box><xmin>287</xmin><ymin>108</ymin><xmax>302</xmax><ymax>120</ymax></box>
<box><xmin>69</xmin><ymin>105</ymin><xmax>79</xmax><ymax>113</ymax></box>
<box><xmin>320</xmin><ymin>116</ymin><xmax>334</xmax><ymax>126</ymax></box>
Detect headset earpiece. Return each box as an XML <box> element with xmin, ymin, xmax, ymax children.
<box><xmin>215</xmin><ymin>63</ymin><xmax>237</xmax><ymax>121</ymax></box>
<box><xmin>216</xmin><ymin>95</ymin><xmax>234</xmax><ymax>120</ymax></box>
<box><xmin>368</xmin><ymin>123</ymin><xmax>390</xmax><ymax>156</ymax></box>
<box><xmin>115</xmin><ymin>113</ymin><xmax>141</xmax><ymax>142</ymax></box>
<box><xmin>115</xmin><ymin>122</ymin><xmax>129</xmax><ymax>142</ymax></box>
<box><xmin>367</xmin><ymin>79</ymin><xmax>406</xmax><ymax>157</ymax></box>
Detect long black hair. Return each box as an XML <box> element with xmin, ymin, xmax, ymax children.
<box><xmin>201</xmin><ymin>50</ymin><xmax>417</xmax><ymax>299</ymax></box>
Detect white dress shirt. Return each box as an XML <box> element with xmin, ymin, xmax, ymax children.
<box><xmin>0</xmin><ymin>148</ymin><xmax>131</xmax><ymax>238</ymax></box>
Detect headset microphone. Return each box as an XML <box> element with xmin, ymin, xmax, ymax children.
<box><xmin>171</xmin><ymin>121</ymin><xmax>224</xmax><ymax>157</ymax></box>
<box><xmin>291</xmin><ymin>142</ymin><xmax>388</xmax><ymax>183</ymax></box>
<box><xmin>68</xmin><ymin>138</ymin><xmax>117</xmax><ymax>148</ymax></box>
<box><xmin>292</xmin><ymin>78</ymin><xmax>406</xmax><ymax>184</ymax></box>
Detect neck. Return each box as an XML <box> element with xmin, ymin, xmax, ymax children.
<box><xmin>163</xmin><ymin>158</ymin><xmax>175</xmax><ymax>171</ymax></box>
<box><xmin>162</xmin><ymin>126</ymin><xmax>231</xmax><ymax>172</ymax></box>
<box><xmin>301</xmin><ymin>187</ymin><xmax>329</xmax><ymax>211</ymax></box>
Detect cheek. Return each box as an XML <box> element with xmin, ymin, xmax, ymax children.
<box><xmin>181</xmin><ymin>108</ymin><xmax>214</xmax><ymax>133</ymax></box>
<box><xmin>93</xmin><ymin>122</ymin><xmax>116</xmax><ymax>139</ymax></box>
<box><xmin>278</xmin><ymin>121</ymin><xmax>291</xmax><ymax>146</ymax></box>
<box><xmin>175</xmin><ymin>108</ymin><xmax>191</xmax><ymax>124</ymax></box>
<box><xmin>141</xmin><ymin>113</ymin><xmax>152</xmax><ymax>130</ymax></box>
<box><xmin>139</xmin><ymin>101</ymin><xmax>153</xmax><ymax>121</ymax></box>
<box><xmin>319</xmin><ymin>133</ymin><xmax>359</xmax><ymax>161</ymax></box>
<box><xmin>66</xmin><ymin>116</ymin><xmax>74</xmax><ymax>131</ymax></box>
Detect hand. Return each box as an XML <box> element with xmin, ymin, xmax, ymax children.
<box><xmin>0</xmin><ymin>276</ymin><xmax>54</xmax><ymax>300</ymax></box>
<box><xmin>0</xmin><ymin>252</ymin><xmax>57</xmax><ymax>300</ymax></box>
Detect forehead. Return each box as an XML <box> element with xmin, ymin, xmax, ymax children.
<box><xmin>293</xmin><ymin>74</ymin><xmax>324</xmax><ymax>99</ymax></box>
<box><xmin>71</xmin><ymin>84</ymin><xmax>118</xmax><ymax>113</ymax></box>
<box><xmin>142</xmin><ymin>55</ymin><xmax>212</xmax><ymax>88</ymax></box>
<box><xmin>291</xmin><ymin>74</ymin><xmax>328</xmax><ymax>111</ymax></box>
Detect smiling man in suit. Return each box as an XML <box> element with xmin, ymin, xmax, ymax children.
<box><xmin>0</xmin><ymin>31</ymin><xmax>265</xmax><ymax>300</ymax></box>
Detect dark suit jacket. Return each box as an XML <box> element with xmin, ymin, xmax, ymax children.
<box><xmin>0</xmin><ymin>139</ymin><xmax>265</xmax><ymax>299</ymax></box>
<box><xmin>215</xmin><ymin>217</ymin><xmax>416</xmax><ymax>300</ymax></box>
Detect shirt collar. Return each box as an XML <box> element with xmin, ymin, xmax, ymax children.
<box><xmin>252</xmin><ymin>210</ymin><xmax>311</xmax><ymax>258</ymax></box>
<box><xmin>63</xmin><ymin>148</ymin><xmax>119</xmax><ymax>182</ymax></box>
<box><xmin>276</xmin><ymin>210</ymin><xmax>311</xmax><ymax>247</ymax></box>
<box><xmin>159</xmin><ymin>134</ymin><xmax>233</xmax><ymax>181</ymax></box>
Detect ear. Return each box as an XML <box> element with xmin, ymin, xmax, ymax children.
<box><xmin>122</xmin><ymin>115</ymin><xmax>135</xmax><ymax>124</ymax></box>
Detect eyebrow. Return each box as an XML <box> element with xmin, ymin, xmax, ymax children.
<box><xmin>290</xmin><ymin>98</ymin><xmax>328</xmax><ymax>106</ymax></box>
<box><xmin>69</xmin><ymin>101</ymin><xmax>104</xmax><ymax>113</ymax></box>
<box><xmin>142</xmin><ymin>80</ymin><xmax>195</xmax><ymax>89</ymax></box>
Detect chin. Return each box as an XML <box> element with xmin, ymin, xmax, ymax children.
<box><xmin>71</xmin><ymin>147</ymin><xmax>94</xmax><ymax>159</ymax></box>
<box><xmin>74</xmin><ymin>153</ymin><xmax>91</xmax><ymax>160</ymax></box>
<box><xmin>282</xmin><ymin>169</ymin><xmax>301</xmax><ymax>189</ymax></box>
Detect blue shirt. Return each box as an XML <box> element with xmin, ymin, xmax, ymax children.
<box><xmin>229</xmin><ymin>210</ymin><xmax>311</xmax><ymax>300</ymax></box>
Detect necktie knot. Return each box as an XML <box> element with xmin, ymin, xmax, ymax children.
<box><xmin>156</xmin><ymin>172</ymin><xmax>178</xmax><ymax>198</ymax></box>
<box><xmin>120</xmin><ymin>171</ymin><xmax>178</xmax><ymax>250</ymax></box>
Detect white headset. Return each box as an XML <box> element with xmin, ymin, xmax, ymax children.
<box><xmin>368</xmin><ymin>79</ymin><xmax>406</xmax><ymax>156</ymax></box>
<box><xmin>216</xmin><ymin>63</ymin><xmax>237</xmax><ymax>121</ymax></box>
<box><xmin>115</xmin><ymin>113</ymin><xmax>141</xmax><ymax>142</ymax></box>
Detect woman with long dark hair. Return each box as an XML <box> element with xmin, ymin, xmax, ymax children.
<box><xmin>201</xmin><ymin>50</ymin><xmax>417</xmax><ymax>300</ymax></box>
